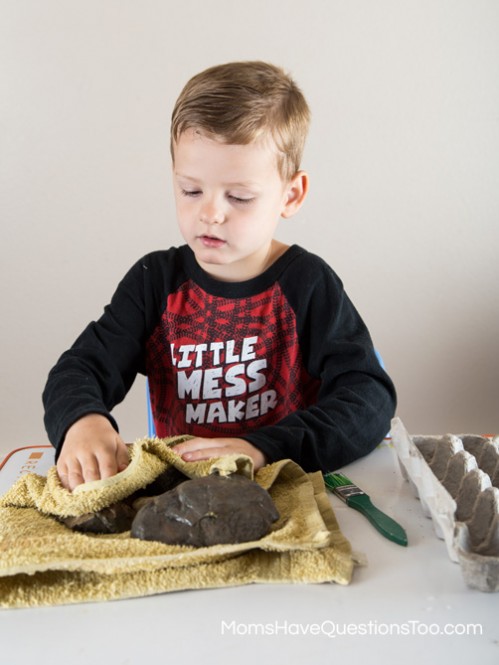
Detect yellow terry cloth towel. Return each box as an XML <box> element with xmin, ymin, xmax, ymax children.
<box><xmin>0</xmin><ymin>437</ymin><xmax>354</xmax><ymax>608</ymax></box>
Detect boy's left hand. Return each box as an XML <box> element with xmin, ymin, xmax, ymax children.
<box><xmin>173</xmin><ymin>437</ymin><xmax>267</xmax><ymax>471</ymax></box>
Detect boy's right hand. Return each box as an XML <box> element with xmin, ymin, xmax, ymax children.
<box><xmin>56</xmin><ymin>413</ymin><xmax>130</xmax><ymax>492</ymax></box>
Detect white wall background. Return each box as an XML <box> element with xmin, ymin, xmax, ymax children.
<box><xmin>1</xmin><ymin>0</ymin><xmax>498</xmax><ymax>456</ymax></box>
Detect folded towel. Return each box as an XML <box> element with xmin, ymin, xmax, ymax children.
<box><xmin>0</xmin><ymin>437</ymin><xmax>355</xmax><ymax>608</ymax></box>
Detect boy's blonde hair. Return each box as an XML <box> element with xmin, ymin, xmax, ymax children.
<box><xmin>170</xmin><ymin>61</ymin><xmax>310</xmax><ymax>181</ymax></box>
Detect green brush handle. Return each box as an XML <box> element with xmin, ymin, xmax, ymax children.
<box><xmin>347</xmin><ymin>493</ymin><xmax>408</xmax><ymax>547</ymax></box>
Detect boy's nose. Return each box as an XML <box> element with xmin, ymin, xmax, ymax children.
<box><xmin>200</xmin><ymin>199</ymin><xmax>225</xmax><ymax>224</ymax></box>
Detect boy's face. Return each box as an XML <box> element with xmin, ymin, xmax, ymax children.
<box><xmin>172</xmin><ymin>128</ymin><xmax>306</xmax><ymax>282</ymax></box>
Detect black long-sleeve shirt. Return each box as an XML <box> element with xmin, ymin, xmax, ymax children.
<box><xmin>43</xmin><ymin>244</ymin><xmax>396</xmax><ymax>472</ymax></box>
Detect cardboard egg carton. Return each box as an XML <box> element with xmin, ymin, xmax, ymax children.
<box><xmin>391</xmin><ymin>417</ymin><xmax>499</xmax><ymax>592</ymax></box>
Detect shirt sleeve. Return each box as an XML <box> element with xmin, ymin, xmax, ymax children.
<box><xmin>242</xmin><ymin>253</ymin><xmax>397</xmax><ymax>472</ymax></box>
<box><xmin>42</xmin><ymin>256</ymin><xmax>156</xmax><ymax>455</ymax></box>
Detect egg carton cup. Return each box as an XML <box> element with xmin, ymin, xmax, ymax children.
<box><xmin>391</xmin><ymin>417</ymin><xmax>499</xmax><ymax>592</ymax></box>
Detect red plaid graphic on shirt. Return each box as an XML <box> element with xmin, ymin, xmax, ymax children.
<box><xmin>146</xmin><ymin>280</ymin><xmax>319</xmax><ymax>438</ymax></box>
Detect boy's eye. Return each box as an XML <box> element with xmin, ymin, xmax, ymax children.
<box><xmin>228</xmin><ymin>195</ymin><xmax>254</xmax><ymax>204</ymax></box>
<box><xmin>179</xmin><ymin>188</ymin><xmax>254</xmax><ymax>204</ymax></box>
<box><xmin>181</xmin><ymin>189</ymin><xmax>201</xmax><ymax>198</ymax></box>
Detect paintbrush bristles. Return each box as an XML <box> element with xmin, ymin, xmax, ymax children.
<box><xmin>323</xmin><ymin>472</ymin><xmax>355</xmax><ymax>488</ymax></box>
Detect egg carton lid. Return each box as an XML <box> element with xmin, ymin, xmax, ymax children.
<box><xmin>391</xmin><ymin>417</ymin><xmax>499</xmax><ymax>592</ymax></box>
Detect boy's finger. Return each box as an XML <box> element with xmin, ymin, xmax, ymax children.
<box><xmin>116</xmin><ymin>441</ymin><xmax>131</xmax><ymax>471</ymax></box>
<box><xmin>58</xmin><ymin>471</ymin><xmax>70</xmax><ymax>490</ymax></box>
<box><xmin>94</xmin><ymin>456</ymin><xmax>118</xmax><ymax>480</ymax></box>
<box><xmin>80</xmin><ymin>461</ymin><xmax>101</xmax><ymax>484</ymax></box>
<box><xmin>174</xmin><ymin>438</ymin><xmax>215</xmax><ymax>455</ymax></box>
<box><xmin>56</xmin><ymin>460</ymin><xmax>69</xmax><ymax>489</ymax></box>
<box><xmin>66</xmin><ymin>466</ymin><xmax>86</xmax><ymax>492</ymax></box>
<box><xmin>180</xmin><ymin>445</ymin><xmax>226</xmax><ymax>462</ymax></box>
<box><xmin>63</xmin><ymin>453</ymin><xmax>100</xmax><ymax>489</ymax></box>
<box><xmin>57</xmin><ymin>460</ymin><xmax>84</xmax><ymax>492</ymax></box>
<box><xmin>95</xmin><ymin>443</ymin><xmax>129</xmax><ymax>479</ymax></box>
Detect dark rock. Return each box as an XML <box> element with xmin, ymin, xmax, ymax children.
<box><xmin>127</xmin><ymin>466</ymin><xmax>190</xmax><ymax>510</ymax></box>
<box><xmin>130</xmin><ymin>474</ymin><xmax>280</xmax><ymax>547</ymax></box>
<box><xmin>134</xmin><ymin>465</ymin><xmax>190</xmax><ymax>497</ymax></box>
<box><xmin>60</xmin><ymin>467</ymin><xmax>190</xmax><ymax>535</ymax></box>
<box><xmin>60</xmin><ymin>502</ymin><xmax>136</xmax><ymax>534</ymax></box>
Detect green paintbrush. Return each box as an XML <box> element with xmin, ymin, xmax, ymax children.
<box><xmin>323</xmin><ymin>472</ymin><xmax>408</xmax><ymax>547</ymax></box>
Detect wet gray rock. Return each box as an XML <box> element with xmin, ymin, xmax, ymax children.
<box><xmin>131</xmin><ymin>474</ymin><xmax>280</xmax><ymax>547</ymax></box>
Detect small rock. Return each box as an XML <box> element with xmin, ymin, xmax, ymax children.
<box><xmin>60</xmin><ymin>502</ymin><xmax>136</xmax><ymax>534</ymax></box>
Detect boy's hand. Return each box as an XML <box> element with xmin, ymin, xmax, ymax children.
<box><xmin>173</xmin><ymin>437</ymin><xmax>267</xmax><ymax>471</ymax></box>
<box><xmin>57</xmin><ymin>414</ymin><xmax>130</xmax><ymax>492</ymax></box>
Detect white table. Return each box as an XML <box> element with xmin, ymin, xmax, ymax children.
<box><xmin>1</xmin><ymin>442</ymin><xmax>497</xmax><ymax>664</ymax></box>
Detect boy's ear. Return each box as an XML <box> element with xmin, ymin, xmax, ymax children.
<box><xmin>281</xmin><ymin>171</ymin><xmax>309</xmax><ymax>218</ymax></box>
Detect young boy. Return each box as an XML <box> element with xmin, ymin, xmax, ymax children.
<box><xmin>43</xmin><ymin>61</ymin><xmax>396</xmax><ymax>491</ymax></box>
